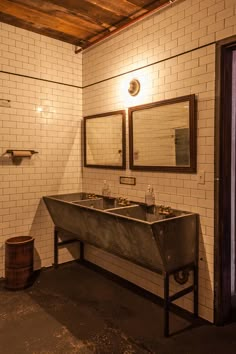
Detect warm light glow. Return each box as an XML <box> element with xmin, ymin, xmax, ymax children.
<box><xmin>36</xmin><ymin>106</ymin><xmax>43</xmax><ymax>112</ymax></box>
<box><xmin>120</xmin><ymin>72</ymin><xmax>152</xmax><ymax>108</ymax></box>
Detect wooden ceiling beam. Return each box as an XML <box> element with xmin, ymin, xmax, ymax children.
<box><xmin>78</xmin><ymin>0</ymin><xmax>172</xmax><ymax>51</ymax></box>
<box><xmin>6</xmin><ymin>0</ymin><xmax>106</xmax><ymax>32</ymax></box>
<box><xmin>46</xmin><ymin>0</ymin><xmax>125</xmax><ymax>25</ymax></box>
<box><xmin>0</xmin><ymin>0</ymin><xmax>104</xmax><ymax>37</ymax></box>
<box><xmin>0</xmin><ymin>0</ymin><xmax>173</xmax><ymax>50</ymax></box>
<box><xmin>128</xmin><ymin>0</ymin><xmax>165</xmax><ymax>9</ymax></box>
<box><xmin>11</xmin><ymin>0</ymin><xmax>123</xmax><ymax>29</ymax></box>
<box><xmin>85</xmin><ymin>0</ymin><xmax>141</xmax><ymax>17</ymax></box>
<box><xmin>0</xmin><ymin>12</ymin><xmax>83</xmax><ymax>45</ymax></box>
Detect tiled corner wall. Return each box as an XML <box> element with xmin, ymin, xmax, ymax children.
<box><xmin>82</xmin><ymin>0</ymin><xmax>236</xmax><ymax>322</ymax></box>
<box><xmin>0</xmin><ymin>0</ymin><xmax>235</xmax><ymax>324</ymax></box>
<box><xmin>0</xmin><ymin>23</ymin><xmax>83</xmax><ymax>275</ymax></box>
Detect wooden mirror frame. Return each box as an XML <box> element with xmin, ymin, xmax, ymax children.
<box><xmin>84</xmin><ymin>110</ymin><xmax>126</xmax><ymax>170</ymax></box>
<box><xmin>128</xmin><ymin>94</ymin><xmax>197</xmax><ymax>173</ymax></box>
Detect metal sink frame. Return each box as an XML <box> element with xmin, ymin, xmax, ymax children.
<box><xmin>43</xmin><ymin>192</ymin><xmax>198</xmax><ymax>337</ymax></box>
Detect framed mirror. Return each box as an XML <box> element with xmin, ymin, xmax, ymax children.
<box><xmin>84</xmin><ymin>110</ymin><xmax>126</xmax><ymax>169</ymax></box>
<box><xmin>129</xmin><ymin>94</ymin><xmax>196</xmax><ymax>172</ymax></box>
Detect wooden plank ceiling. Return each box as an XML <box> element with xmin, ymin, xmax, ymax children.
<box><xmin>0</xmin><ymin>0</ymin><xmax>171</xmax><ymax>49</ymax></box>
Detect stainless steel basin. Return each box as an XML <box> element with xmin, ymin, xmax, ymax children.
<box><xmin>107</xmin><ymin>204</ymin><xmax>184</xmax><ymax>222</ymax></box>
<box><xmin>48</xmin><ymin>192</ymin><xmax>91</xmax><ymax>202</ymax></box>
<box><xmin>50</xmin><ymin>193</ymin><xmax>133</xmax><ymax>210</ymax></box>
<box><xmin>72</xmin><ymin>197</ymin><xmax>132</xmax><ymax>210</ymax></box>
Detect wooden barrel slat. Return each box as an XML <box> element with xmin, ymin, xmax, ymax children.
<box><xmin>5</xmin><ymin>236</ymin><xmax>34</xmax><ymax>290</ymax></box>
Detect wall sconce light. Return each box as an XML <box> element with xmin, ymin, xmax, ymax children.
<box><xmin>128</xmin><ymin>79</ymin><xmax>140</xmax><ymax>96</ymax></box>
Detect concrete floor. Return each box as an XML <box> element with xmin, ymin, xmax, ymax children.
<box><xmin>0</xmin><ymin>262</ymin><xmax>236</xmax><ymax>354</ymax></box>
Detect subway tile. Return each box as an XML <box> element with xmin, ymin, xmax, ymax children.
<box><xmin>2</xmin><ymin>0</ymin><xmax>236</xmax><ymax>322</ymax></box>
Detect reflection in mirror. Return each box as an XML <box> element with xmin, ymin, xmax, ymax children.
<box><xmin>129</xmin><ymin>95</ymin><xmax>196</xmax><ymax>172</ymax></box>
<box><xmin>84</xmin><ymin>110</ymin><xmax>126</xmax><ymax>169</ymax></box>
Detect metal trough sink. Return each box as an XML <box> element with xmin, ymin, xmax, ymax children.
<box><xmin>43</xmin><ymin>192</ymin><xmax>198</xmax><ymax>337</ymax></box>
<box><xmin>43</xmin><ymin>193</ymin><xmax>197</xmax><ymax>274</ymax></box>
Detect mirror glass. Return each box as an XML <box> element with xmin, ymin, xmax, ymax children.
<box><xmin>84</xmin><ymin>110</ymin><xmax>126</xmax><ymax>169</ymax></box>
<box><xmin>129</xmin><ymin>95</ymin><xmax>196</xmax><ymax>172</ymax></box>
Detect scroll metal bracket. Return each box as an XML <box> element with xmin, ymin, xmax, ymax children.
<box><xmin>173</xmin><ymin>269</ymin><xmax>190</xmax><ymax>285</ymax></box>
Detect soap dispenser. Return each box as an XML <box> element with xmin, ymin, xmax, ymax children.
<box><xmin>102</xmin><ymin>180</ymin><xmax>111</xmax><ymax>197</ymax></box>
<box><xmin>145</xmin><ymin>185</ymin><xmax>155</xmax><ymax>206</ymax></box>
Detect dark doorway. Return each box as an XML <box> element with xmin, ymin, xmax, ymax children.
<box><xmin>215</xmin><ymin>37</ymin><xmax>236</xmax><ymax>325</ymax></box>
<box><xmin>232</xmin><ymin>50</ymin><xmax>236</xmax><ymax>301</ymax></box>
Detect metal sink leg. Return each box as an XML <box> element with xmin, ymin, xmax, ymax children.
<box><xmin>53</xmin><ymin>227</ymin><xmax>83</xmax><ymax>268</ymax></box>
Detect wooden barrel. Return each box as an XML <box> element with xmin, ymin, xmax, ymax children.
<box><xmin>5</xmin><ymin>236</ymin><xmax>34</xmax><ymax>290</ymax></box>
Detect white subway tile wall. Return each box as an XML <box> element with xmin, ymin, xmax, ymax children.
<box><xmin>0</xmin><ymin>23</ymin><xmax>83</xmax><ymax>273</ymax></box>
<box><xmin>82</xmin><ymin>0</ymin><xmax>236</xmax><ymax>323</ymax></box>
<box><xmin>0</xmin><ymin>22</ymin><xmax>82</xmax><ymax>86</ymax></box>
<box><xmin>0</xmin><ymin>0</ymin><xmax>235</xmax><ymax>325</ymax></box>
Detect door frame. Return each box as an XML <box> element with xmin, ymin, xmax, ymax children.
<box><xmin>215</xmin><ymin>35</ymin><xmax>236</xmax><ymax>324</ymax></box>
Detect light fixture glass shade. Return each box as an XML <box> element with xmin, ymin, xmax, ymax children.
<box><xmin>128</xmin><ymin>79</ymin><xmax>140</xmax><ymax>96</ymax></box>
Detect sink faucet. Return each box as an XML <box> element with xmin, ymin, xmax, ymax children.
<box><xmin>158</xmin><ymin>205</ymin><xmax>172</xmax><ymax>215</ymax></box>
<box><xmin>118</xmin><ymin>197</ymin><xmax>130</xmax><ymax>206</ymax></box>
<box><xmin>88</xmin><ymin>193</ymin><xmax>97</xmax><ymax>199</ymax></box>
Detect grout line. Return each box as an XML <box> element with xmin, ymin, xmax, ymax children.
<box><xmin>0</xmin><ymin>41</ymin><xmax>216</xmax><ymax>91</ymax></box>
<box><xmin>0</xmin><ymin>70</ymin><xmax>82</xmax><ymax>89</ymax></box>
<box><xmin>83</xmin><ymin>41</ymin><xmax>216</xmax><ymax>89</ymax></box>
